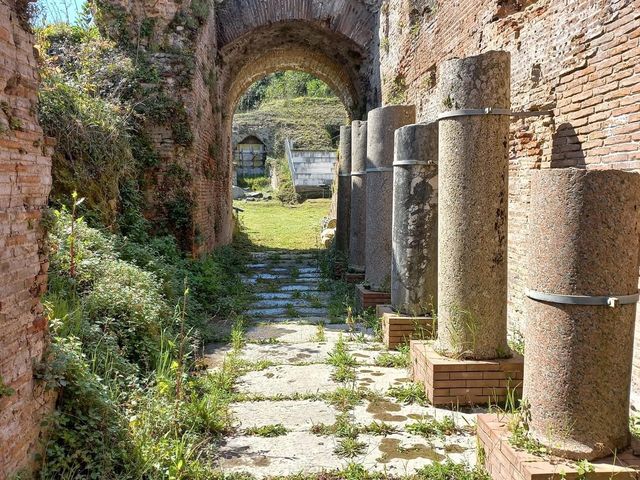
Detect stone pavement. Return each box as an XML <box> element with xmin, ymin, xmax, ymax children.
<box><xmin>209</xmin><ymin>251</ymin><xmax>479</xmax><ymax>478</ymax></box>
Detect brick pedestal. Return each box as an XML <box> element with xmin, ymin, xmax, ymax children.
<box><xmin>410</xmin><ymin>341</ymin><xmax>523</xmax><ymax>406</ymax></box>
<box><xmin>478</xmin><ymin>414</ymin><xmax>640</xmax><ymax>480</ymax></box>
<box><xmin>355</xmin><ymin>284</ymin><xmax>391</xmax><ymax>311</ymax></box>
<box><xmin>377</xmin><ymin>305</ymin><xmax>435</xmax><ymax>349</ymax></box>
<box><xmin>345</xmin><ymin>272</ymin><xmax>365</xmax><ymax>284</ymax></box>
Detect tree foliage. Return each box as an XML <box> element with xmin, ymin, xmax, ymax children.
<box><xmin>236</xmin><ymin>71</ymin><xmax>336</xmax><ymax>113</ymax></box>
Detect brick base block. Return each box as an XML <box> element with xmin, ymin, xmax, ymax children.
<box><xmin>376</xmin><ymin>305</ymin><xmax>435</xmax><ymax>349</ymax></box>
<box><xmin>355</xmin><ymin>284</ymin><xmax>391</xmax><ymax>311</ymax></box>
<box><xmin>345</xmin><ymin>272</ymin><xmax>365</xmax><ymax>284</ymax></box>
<box><xmin>478</xmin><ymin>414</ymin><xmax>640</xmax><ymax>480</ymax></box>
<box><xmin>410</xmin><ymin>341</ymin><xmax>524</xmax><ymax>406</ymax></box>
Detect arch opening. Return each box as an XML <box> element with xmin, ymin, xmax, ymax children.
<box><xmin>231</xmin><ymin>69</ymin><xmax>349</xmax><ymax>198</ymax></box>
<box><xmin>217</xmin><ymin>18</ymin><xmax>369</xmax><ymax>208</ymax></box>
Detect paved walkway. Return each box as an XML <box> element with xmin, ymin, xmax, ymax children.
<box><xmin>209</xmin><ymin>251</ymin><xmax>478</xmax><ymax>478</ymax></box>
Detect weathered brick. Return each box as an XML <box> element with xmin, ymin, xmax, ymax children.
<box><xmin>0</xmin><ymin>3</ymin><xmax>54</xmax><ymax>478</ymax></box>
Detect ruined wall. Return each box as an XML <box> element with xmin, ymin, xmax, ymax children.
<box><xmin>187</xmin><ymin>8</ymin><xmax>230</xmax><ymax>253</ymax></box>
<box><xmin>0</xmin><ymin>1</ymin><xmax>55</xmax><ymax>476</ymax></box>
<box><xmin>95</xmin><ymin>0</ymin><xmax>228</xmax><ymax>254</ymax></box>
<box><xmin>380</xmin><ymin>0</ymin><xmax>640</xmax><ymax>399</ymax></box>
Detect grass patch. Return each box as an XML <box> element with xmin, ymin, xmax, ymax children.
<box><xmin>328</xmin><ymin>334</ymin><xmax>358</xmax><ymax>383</ymax></box>
<box><xmin>406</xmin><ymin>416</ymin><xmax>458</xmax><ymax>439</ymax></box>
<box><xmin>303</xmin><ymin>293</ymin><xmax>323</xmax><ymax>308</ymax></box>
<box><xmin>311</xmin><ymin>413</ymin><xmax>359</xmax><ymax>439</ymax></box>
<box><xmin>361</xmin><ymin>421</ymin><xmax>398</xmax><ymax>436</ymax></box>
<box><xmin>231</xmin><ymin>317</ymin><xmax>246</xmax><ymax>351</ymax></box>
<box><xmin>285</xmin><ymin>303</ymin><xmax>301</xmax><ymax>318</ymax></box>
<box><xmin>238</xmin><ymin>176</ymin><xmax>271</xmax><ymax>192</ymax></box>
<box><xmin>375</xmin><ymin>345</ymin><xmax>410</xmax><ymax>368</ymax></box>
<box><xmin>245</xmin><ymin>424</ymin><xmax>289</xmax><ymax>437</ymax></box>
<box><xmin>290</xmin><ymin>266</ymin><xmax>300</xmax><ymax>279</ymax></box>
<box><xmin>313</xmin><ymin>323</ymin><xmax>326</xmax><ymax>342</ymax></box>
<box><xmin>334</xmin><ymin>437</ymin><xmax>367</xmax><ymax>458</ymax></box>
<box><xmin>235</xmin><ymin>199</ymin><xmax>330</xmax><ymax>250</ymax></box>
<box><xmin>325</xmin><ymin>387</ymin><xmax>367</xmax><ymax>411</ymax></box>
<box><xmin>387</xmin><ymin>383</ymin><xmax>429</xmax><ymax>406</ymax></box>
<box><xmin>417</xmin><ymin>461</ymin><xmax>491</xmax><ymax>480</ymax></box>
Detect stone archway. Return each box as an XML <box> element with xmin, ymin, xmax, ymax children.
<box><xmin>190</xmin><ymin>0</ymin><xmax>381</xmax><ymax>253</ymax></box>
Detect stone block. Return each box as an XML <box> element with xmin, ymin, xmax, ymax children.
<box><xmin>478</xmin><ymin>414</ymin><xmax>640</xmax><ymax>480</ymax></box>
<box><xmin>410</xmin><ymin>341</ymin><xmax>523</xmax><ymax>406</ymax></box>
<box><xmin>345</xmin><ymin>272</ymin><xmax>365</xmax><ymax>284</ymax></box>
<box><xmin>355</xmin><ymin>283</ymin><xmax>391</xmax><ymax>312</ymax></box>
<box><xmin>377</xmin><ymin>305</ymin><xmax>435</xmax><ymax>349</ymax></box>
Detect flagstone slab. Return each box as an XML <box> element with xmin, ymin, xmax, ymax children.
<box><xmin>236</xmin><ymin>364</ymin><xmax>339</xmax><ymax>397</ymax></box>
<box><xmin>355</xmin><ymin>366</ymin><xmax>412</xmax><ymax>393</ymax></box>
<box><xmin>245</xmin><ymin>323</ymin><xmax>360</xmax><ymax>344</ymax></box>
<box><xmin>348</xmin><ymin>346</ymin><xmax>386</xmax><ymax>365</ymax></box>
<box><xmin>358</xmin><ymin>432</ymin><xmax>476</xmax><ymax>474</ymax></box>
<box><xmin>239</xmin><ymin>342</ymin><xmax>333</xmax><ymax>364</ymax></box>
<box><xmin>231</xmin><ymin>400</ymin><xmax>339</xmax><ymax>431</ymax></box>
<box><xmin>217</xmin><ymin>432</ymin><xmax>348</xmax><ymax>477</ymax></box>
<box><xmin>352</xmin><ymin>397</ymin><xmax>477</xmax><ymax>429</ymax></box>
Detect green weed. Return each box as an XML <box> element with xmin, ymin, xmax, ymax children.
<box><xmin>335</xmin><ymin>437</ymin><xmax>367</xmax><ymax>458</ymax></box>
<box><xmin>245</xmin><ymin>424</ymin><xmax>289</xmax><ymax>437</ymax></box>
<box><xmin>328</xmin><ymin>334</ymin><xmax>358</xmax><ymax>382</ymax></box>
<box><xmin>387</xmin><ymin>383</ymin><xmax>429</xmax><ymax>406</ymax></box>
<box><xmin>361</xmin><ymin>421</ymin><xmax>397</xmax><ymax>436</ymax></box>
<box><xmin>375</xmin><ymin>345</ymin><xmax>410</xmax><ymax>368</ymax></box>
<box><xmin>406</xmin><ymin>416</ymin><xmax>458</xmax><ymax>439</ymax></box>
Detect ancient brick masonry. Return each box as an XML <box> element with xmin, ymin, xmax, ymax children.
<box><xmin>380</xmin><ymin>0</ymin><xmax>640</xmax><ymax>401</ymax></box>
<box><xmin>0</xmin><ymin>1</ymin><xmax>55</xmax><ymax>476</ymax></box>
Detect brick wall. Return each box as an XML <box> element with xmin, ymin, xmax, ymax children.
<box><xmin>379</xmin><ymin>0</ymin><xmax>640</xmax><ymax>401</ymax></box>
<box><xmin>0</xmin><ymin>1</ymin><xmax>55</xmax><ymax>476</ymax></box>
<box><xmin>188</xmin><ymin>7</ymin><xmax>232</xmax><ymax>254</ymax></box>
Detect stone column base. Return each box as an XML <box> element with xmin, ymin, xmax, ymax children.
<box><xmin>410</xmin><ymin>341</ymin><xmax>523</xmax><ymax>406</ymax></box>
<box><xmin>355</xmin><ymin>284</ymin><xmax>391</xmax><ymax>311</ymax></box>
<box><xmin>477</xmin><ymin>414</ymin><xmax>640</xmax><ymax>480</ymax></box>
<box><xmin>345</xmin><ymin>272</ymin><xmax>365</xmax><ymax>284</ymax></box>
<box><xmin>377</xmin><ymin>305</ymin><xmax>435</xmax><ymax>350</ymax></box>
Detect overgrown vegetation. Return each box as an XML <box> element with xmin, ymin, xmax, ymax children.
<box><xmin>406</xmin><ymin>416</ymin><xmax>459</xmax><ymax>439</ymax></box>
<box><xmin>237</xmin><ymin>175</ymin><xmax>271</xmax><ymax>192</ymax></box>
<box><xmin>36</xmin><ymin>22</ymin><xmax>194</xmax><ymax>245</ymax></box>
<box><xmin>234</xmin><ymin>97</ymin><xmax>347</xmax><ymax>157</ymax></box>
<box><xmin>387</xmin><ymin>383</ymin><xmax>430</xmax><ymax>406</ymax></box>
<box><xmin>245</xmin><ymin>424</ymin><xmax>289</xmax><ymax>437</ymax></box>
<box><xmin>328</xmin><ymin>334</ymin><xmax>358</xmax><ymax>383</ymax></box>
<box><xmin>270</xmin><ymin>157</ymin><xmax>300</xmax><ymax>205</ymax></box>
<box><xmin>236</xmin><ymin>71</ymin><xmax>336</xmax><ymax>113</ymax></box>
<box><xmin>375</xmin><ymin>345</ymin><xmax>410</xmax><ymax>368</ymax></box>
<box><xmin>37</xmin><ymin>200</ymin><xmax>251</xmax><ymax>478</ymax></box>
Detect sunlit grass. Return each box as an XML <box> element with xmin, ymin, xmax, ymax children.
<box><xmin>236</xmin><ymin>199</ymin><xmax>330</xmax><ymax>250</ymax></box>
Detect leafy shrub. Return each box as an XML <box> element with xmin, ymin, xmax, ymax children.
<box><xmin>270</xmin><ymin>157</ymin><xmax>300</xmax><ymax>205</ymax></box>
<box><xmin>237</xmin><ymin>175</ymin><xmax>271</xmax><ymax>192</ymax></box>
<box><xmin>236</xmin><ymin>71</ymin><xmax>336</xmax><ymax>113</ymax></box>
